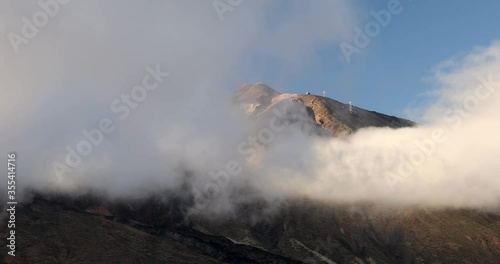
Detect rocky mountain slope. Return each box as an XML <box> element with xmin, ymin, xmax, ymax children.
<box><xmin>233</xmin><ymin>83</ymin><xmax>415</xmax><ymax>137</ymax></box>
<box><xmin>3</xmin><ymin>193</ymin><xmax>499</xmax><ymax>264</ymax></box>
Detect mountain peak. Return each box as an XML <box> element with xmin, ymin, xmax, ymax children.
<box><xmin>234</xmin><ymin>83</ymin><xmax>415</xmax><ymax>136</ymax></box>
<box><xmin>233</xmin><ymin>83</ymin><xmax>280</xmax><ymax>104</ymax></box>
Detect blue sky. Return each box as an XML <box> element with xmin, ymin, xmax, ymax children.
<box><xmin>247</xmin><ymin>0</ymin><xmax>500</xmax><ymax>118</ymax></box>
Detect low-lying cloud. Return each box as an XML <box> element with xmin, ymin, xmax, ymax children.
<box><xmin>0</xmin><ymin>1</ymin><xmax>499</xmax><ymax>214</ymax></box>
<box><xmin>252</xmin><ymin>42</ymin><xmax>500</xmax><ymax>210</ymax></box>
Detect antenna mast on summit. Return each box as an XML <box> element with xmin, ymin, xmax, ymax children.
<box><xmin>323</xmin><ymin>91</ymin><xmax>326</xmax><ymax>97</ymax></box>
<box><xmin>349</xmin><ymin>101</ymin><xmax>354</xmax><ymax>114</ymax></box>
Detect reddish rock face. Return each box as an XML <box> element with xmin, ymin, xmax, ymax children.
<box><xmin>234</xmin><ymin>83</ymin><xmax>415</xmax><ymax>137</ymax></box>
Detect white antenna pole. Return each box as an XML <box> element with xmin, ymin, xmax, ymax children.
<box><xmin>323</xmin><ymin>91</ymin><xmax>326</xmax><ymax>97</ymax></box>
<box><xmin>349</xmin><ymin>101</ymin><xmax>353</xmax><ymax>113</ymax></box>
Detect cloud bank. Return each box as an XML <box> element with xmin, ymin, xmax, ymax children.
<box><xmin>252</xmin><ymin>42</ymin><xmax>500</xmax><ymax>210</ymax></box>
<box><xmin>0</xmin><ymin>0</ymin><xmax>356</xmax><ymax>198</ymax></box>
<box><xmin>0</xmin><ymin>1</ymin><xmax>499</xmax><ymax>213</ymax></box>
